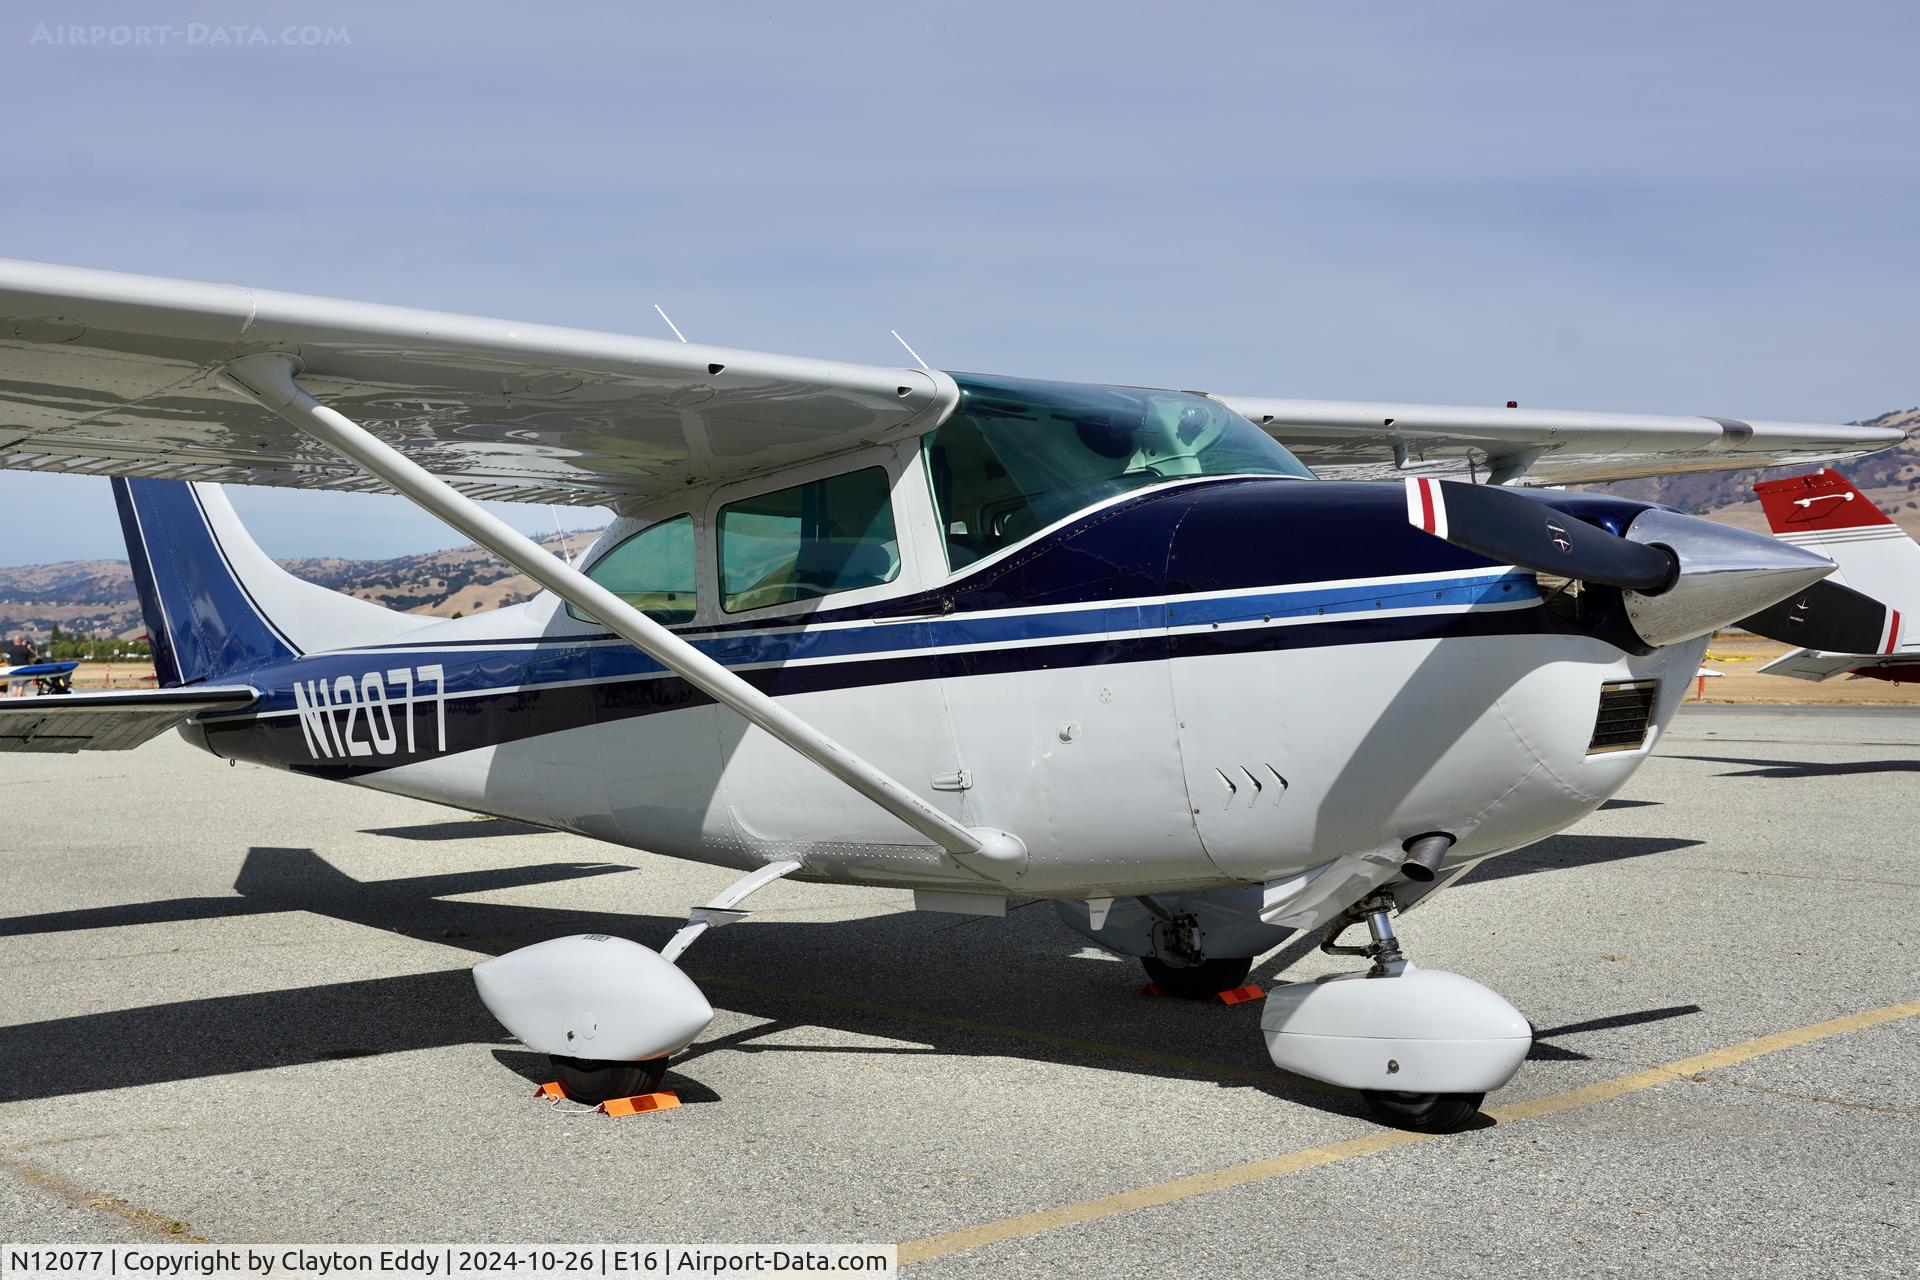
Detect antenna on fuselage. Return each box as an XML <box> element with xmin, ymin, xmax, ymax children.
<box><xmin>654</xmin><ymin>305</ymin><xmax>688</xmax><ymax>344</ymax></box>
<box><xmin>890</xmin><ymin>329</ymin><xmax>931</xmax><ymax>372</ymax></box>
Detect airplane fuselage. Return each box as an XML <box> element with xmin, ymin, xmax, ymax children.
<box><xmin>178</xmin><ymin>478</ymin><xmax>1701</xmax><ymax>899</ymax></box>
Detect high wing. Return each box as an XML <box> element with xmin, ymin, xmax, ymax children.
<box><xmin>2</xmin><ymin>259</ymin><xmax>1898</xmax><ymax>505</ymax></box>
<box><xmin>0</xmin><ymin>686</ymin><xmax>258</xmax><ymax>753</ymax></box>
<box><xmin>1220</xmin><ymin>396</ymin><xmax>1903</xmax><ymax>486</ymax></box>
<box><xmin>0</xmin><ymin>260</ymin><xmax>951</xmax><ymax>508</ymax></box>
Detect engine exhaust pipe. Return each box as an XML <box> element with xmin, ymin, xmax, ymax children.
<box><xmin>1400</xmin><ymin>832</ymin><xmax>1455</xmax><ymax>883</ymax></box>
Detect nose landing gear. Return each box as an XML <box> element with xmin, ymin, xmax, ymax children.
<box><xmin>1259</xmin><ymin>890</ymin><xmax>1532</xmax><ymax>1133</ymax></box>
<box><xmin>1359</xmin><ymin>1088</ymin><xmax>1485</xmax><ymax>1133</ymax></box>
<box><xmin>1319</xmin><ymin>892</ymin><xmax>1408</xmax><ymax>976</ymax></box>
<box><xmin>1319</xmin><ymin>892</ymin><xmax>1488</xmax><ymax>1131</ymax></box>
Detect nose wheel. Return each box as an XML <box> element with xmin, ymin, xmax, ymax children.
<box><xmin>1314</xmin><ymin>892</ymin><xmax>1496</xmax><ymax>1134</ymax></box>
<box><xmin>1360</xmin><ymin>1088</ymin><xmax>1486</xmax><ymax>1132</ymax></box>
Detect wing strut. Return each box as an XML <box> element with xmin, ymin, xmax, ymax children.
<box><xmin>659</xmin><ymin>858</ymin><xmax>804</xmax><ymax>964</ymax></box>
<box><xmin>221</xmin><ymin>353</ymin><xmax>1025</xmax><ymax>880</ymax></box>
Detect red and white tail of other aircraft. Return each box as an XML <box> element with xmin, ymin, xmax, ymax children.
<box><xmin>1754</xmin><ymin>468</ymin><xmax>1918</xmax><ymax>681</ymax></box>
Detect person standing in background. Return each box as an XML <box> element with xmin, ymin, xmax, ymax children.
<box><xmin>4</xmin><ymin>633</ymin><xmax>33</xmax><ymax>696</ymax></box>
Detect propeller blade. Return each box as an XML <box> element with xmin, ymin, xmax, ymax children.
<box><xmin>1404</xmin><ymin>477</ymin><xmax>1674</xmax><ymax>592</ymax></box>
<box><xmin>1738</xmin><ymin>580</ymin><xmax>1897</xmax><ymax>656</ymax></box>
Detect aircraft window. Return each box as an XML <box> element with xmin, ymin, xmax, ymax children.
<box><xmin>719</xmin><ymin>467</ymin><xmax>900</xmax><ymax>612</ymax></box>
<box><xmin>568</xmin><ymin>514</ymin><xmax>697</xmax><ymax>624</ymax></box>
<box><xmin>925</xmin><ymin>373</ymin><xmax>1314</xmax><ymax>568</ymax></box>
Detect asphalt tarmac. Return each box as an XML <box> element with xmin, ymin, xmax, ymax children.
<box><xmin>2</xmin><ymin>706</ymin><xmax>1915</xmax><ymax>1276</ymax></box>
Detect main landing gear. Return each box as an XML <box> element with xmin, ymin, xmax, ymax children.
<box><xmin>1136</xmin><ymin>896</ymin><xmax>1255</xmax><ymax>998</ymax></box>
<box><xmin>474</xmin><ymin>861</ymin><xmax>807</xmax><ymax>1110</ymax></box>
<box><xmin>1142</xmin><ymin>954</ymin><xmax>1254</xmax><ymax>999</ymax></box>
<box><xmin>552</xmin><ymin>1054</ymin><xmax>669</xmax><ymax>1106</ymax></box>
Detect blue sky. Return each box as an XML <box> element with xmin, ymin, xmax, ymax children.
<box><xmin>2</xmin><ymin>1</ymin><xmax>1915</xmax><ymax>564</ymax></box>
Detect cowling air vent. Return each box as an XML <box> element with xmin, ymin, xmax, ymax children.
<box><xmin>1587</xmin><ymin>680</ymin><xmax>1659</xmax><ymax>754</ymax></box>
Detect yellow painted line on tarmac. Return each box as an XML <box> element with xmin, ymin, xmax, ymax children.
<box><xmin>897</xmin><ymin>995</ymin><xmax>1920</xmax><ymax>1266</ymax></box>
<box><xmin>0</xmin><ymin>1156</ymin><xmax>205</xmax><ymax>1242</ymax></box>
<box><xmin>1482</xmin><ymin>995</ymin><xmax>1920</xmax><ymax>1124</ymax></box>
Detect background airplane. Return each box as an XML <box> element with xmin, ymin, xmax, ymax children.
<box><xmin>1752</xmin><ymin>469</ymin><xmax>1920</xmax><ymax>682</ymax></box>
<box><xmin>0</xmin><ymin>658</ymin><xmax>76</xmax><ymax>696</ymax></box>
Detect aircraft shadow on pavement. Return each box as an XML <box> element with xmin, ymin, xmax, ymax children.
<box><xmin>1456</xmin><ymin>834</ymin><xmax>1704</xmax><ymax>886</ymax></box>
<box><xmin>0</xmin><ymin>835</ymin><xmax>1702</xmax><ymax>1112</ymax></box>
<box><xmin>359</xmin><ymin>818</ymin><xmax>554</xmax><ymax>841</ymax></box>
<box><xmin>1526</xmin><ymin>1004</ymin><xmax>1702</xmax><ymax>1061</ymax></box>
<box><xmin>1672</xmin><ymin>754</ymin><xmax>1920</xmax><ymax>779</ymax></box>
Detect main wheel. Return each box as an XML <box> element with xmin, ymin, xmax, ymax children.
<box><xmin>551</xmin><ymin>1055</ymin><xmax>667</xmax><ymax>1105</ymax></box>
<box><xmin>1141</xmin><ymin>955</ymin><xmax>1253</xmax><ymax>999</ymax></box>
<box><xmin>1361</xmin><ymin>1090</ymin><xmax>1485</xmax><ymax>1133</ymax></box>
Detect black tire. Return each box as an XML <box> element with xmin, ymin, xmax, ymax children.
<box><xmin>551</xmin><ymin>1055</ymin><xmax>666</xmax><ymax>1105</ymax></box>
<box><xmin>1141</xmin><ymin>955</ymin><xmax>1254</xmax><ymax>1000</ymax></box>
<box><xmin>1362</xmin><ymin>1090</ymin><xmax>1485</xmax><ymax>1133</ymax></box>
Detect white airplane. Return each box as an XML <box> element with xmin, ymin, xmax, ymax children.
<box><xmin>0</xmin><ymin>260</ymin><xmax>1902</xmax><ymax>1130</ymax></box>
<box><xmin>1746</xmin><ymin>468</ymin><xmax>1920</xmax><ymax>682</ymax></box>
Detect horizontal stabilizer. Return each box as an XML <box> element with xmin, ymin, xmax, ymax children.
<box><xmin>0</xmin><ymin>686</ymin><xmax>257</xmax><ymax>753</ymax></box>
<box><xmin>1756</xmin><ymin>648</ymin><xmax>1863</xmax><ymax>682</ymax></box>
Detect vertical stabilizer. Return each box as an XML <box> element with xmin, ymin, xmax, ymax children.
<box><xmin>1754</xmin><ymin>469</ymin><xmax>1918</xmax><ymax>652</ymax></box>
<box><xmin>112</xmin><ymin>480</ymin><xmax>428</xmax><ymax>685</ymax></box>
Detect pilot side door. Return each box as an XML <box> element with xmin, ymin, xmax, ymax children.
<box><xmin>702</xmin><ymin>444</ymin><xmax>968</xmax><ymax>879</ymax></box>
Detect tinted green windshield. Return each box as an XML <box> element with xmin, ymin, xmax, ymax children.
<box><xmin>925</xmin><ymin>372</ymin><xmax>1313</xmax><ymax>567</ymax></box>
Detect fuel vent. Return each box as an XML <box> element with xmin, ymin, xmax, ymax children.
<box><xmin>1212</xmin><ymin>764</ymin><xmax>1289</xmax><ymax>808</ymax></box>
<box><xmin>1588</xmin><ymin>680</ymin><xmax>1659</xmax><ymax>754</ymax></box>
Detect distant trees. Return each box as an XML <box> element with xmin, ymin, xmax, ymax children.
<box><xmin>39</xmin><ymin>624</ymin><xmax>151</xmax><ymax>662</ymax></box>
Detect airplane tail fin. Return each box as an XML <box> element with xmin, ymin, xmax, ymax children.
<box><xmin>1754</xmin><ymin>468</ymin><xmax>1919</xmax><ymax>651</ymax></box>
<box><xmin>112</xmin><ymin>480</ymin><xmax>427</xmax><ymax>686</ymax></box>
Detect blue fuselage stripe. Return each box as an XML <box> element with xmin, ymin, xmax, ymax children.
<box><xmin>209</xmin><ymin>571</ymin><xmax>1538</xmax><ymax>721</ymax></box>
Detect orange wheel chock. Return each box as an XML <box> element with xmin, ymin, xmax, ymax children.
<box><xmin>536</xmin><ymin>1081</ymin><xmax>567</xmax><ymax>1101</ymax></box>
<box><xmin>599</xmin><ymin>1091</ymin><xmax>681</xmax><ymax>1117</ymax></box>
<box><xmin>1138</xmin><ymin>982</ymin><xmax>1265</xmax><ymax>1004</ymax></box>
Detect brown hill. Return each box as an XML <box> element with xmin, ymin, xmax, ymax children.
<box><xmin>5</xmin><ymin>407</ymin><xmax>1913</xmax><ymax>641</ymax></box>
<box><xmin>1585</xmin><ymin>407</ymin><xmax>1920</xmax><ymax>534</ymax></box>
<box><xmin>0</xmin><ymin>529</ymin><xmax>599</xmax><ymax>640</ymax></box>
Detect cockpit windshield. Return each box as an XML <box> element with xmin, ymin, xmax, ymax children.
<box><xmin>924</xmin><ymin>372</ymin><xmax>1314</xmax><ymax>568</ymax></box>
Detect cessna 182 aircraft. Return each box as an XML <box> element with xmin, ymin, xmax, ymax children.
<box><xmin>0</xmin><ymin>259</ymin><xmax>1903</xmax><ymax>1131</ymax></box>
